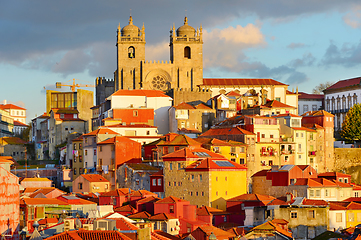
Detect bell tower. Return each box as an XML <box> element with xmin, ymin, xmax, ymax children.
<box><xmin>170</xmin><ymin>17</ymin><xmax>203</xmax><ymax>90</ymax></box>
<box><xmin>115</xmin><ymin>16</ymin><xmax>146</xmax><ymax>90</ymax></box>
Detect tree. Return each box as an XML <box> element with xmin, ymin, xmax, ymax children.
<box><xmin>341</xmin><ymin>103</ymin><xmax>361</xmax><ymax>140</ymax></box>
<box><xmin>312</xmin><ymin>81</ymin><xmax>334</xmax><ymax>94</ymax></box>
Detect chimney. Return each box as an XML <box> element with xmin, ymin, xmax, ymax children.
<box><xmin>286</xmin><ymin>192</ymin><xmax>294</xmax><ymax>202</ymax></box>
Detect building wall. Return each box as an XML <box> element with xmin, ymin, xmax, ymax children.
<box><xmin>0</xmin><ymin>166</ymin><xmax>19</xmax><ymax>237</ymax></box>
<box><xmin>210</xmin><ymin>169</ymin><xmax>247</xmax><ymax>210</ymax></box>
<box><xmin>298</xmin><ymin>99</ymin><xmax>323</xmax><ymax>115</ymax></box>
<box><xmin>329</xmin><ymin>210</ymin><xmax>346</xmax><ymax>230</ymax></box>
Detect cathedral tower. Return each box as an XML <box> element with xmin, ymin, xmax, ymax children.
<box><xmin>170</xmin><ymin>17</ymin><xmax>203</xmax><ymax>90</ymax></box>
<box><xmin>115</xmin><ymin>16</ymin><xmax>146</xmax><ymax>90</ymax></box>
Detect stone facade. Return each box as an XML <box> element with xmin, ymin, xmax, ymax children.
<box><xmin>115</xmin><ymin>16</ymin><xmax>203</xmax><ymax>92</ymax></box>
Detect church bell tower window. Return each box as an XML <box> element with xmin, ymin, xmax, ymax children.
<box><xmin>128</xmin><ymin>46</ymin><xmax>135</xmax><ymax>58</ymax></box>
<box><xmin>184</xmin><ymin>46</ymin><xmax>191</xmax><ymax>59</ymax></box>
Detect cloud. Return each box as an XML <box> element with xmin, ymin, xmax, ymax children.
<box><xmin>343</xmin><ymin>6</ymin><xmax>361</xmax><ymax>28</ymax></box>
<box><xmin>287</xmin><ymin>42</ymin><xmax>306</xmax><ymax>49</ymax></box>
<box><xmin>289</xmin><ymin>53</ymin><xmax>316</xmax><ymax>68</ymax></box>
<box><xmin>145</xmin><ymin>41</ymin><xmax>170</xmax><ymax>61</ymax></box>
<box><xmin>203</xmin><ymin>24</ymin><xmax>266</xmax><ymax>70</ymax></box>
<box><xmin>320</xmin><ymin>40</ymin><xmax>361</xmax><ymax>67</ymax></box>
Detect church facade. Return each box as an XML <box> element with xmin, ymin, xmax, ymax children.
<box><xmin>114</xmin><ymin>16</ymin><xmax>203</xmax><ymax>92</ymax></box>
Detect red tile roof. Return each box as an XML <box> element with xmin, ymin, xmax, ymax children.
<box><xmin>302</xmin><ymin>199</ymin><xmax>328</xmax><ymax>206</ymax></box>
<box><xmin>136</xmin><ymin>196</ymin><xmax>161</xmax><ymax>203</ymax></box>
<box><xmin>162</xmin><ymin>146</ymin><xmax>226</xmax><ymax>160</ymax></box>
<box><xmin>263</xmin><ymin>100</ymin><xmax>296</xmax><ymax>109</ymax></box>
<box><xmin>346</xmin><ymin>202</ymin><xmax>361</xmax><ymax>210</ymax></box>
<box><xmin>115</xmin><ymin>218</ymin><xmax>139</xmax><ymax>231</ymax></box>
<box><xmin>97</xmin><ymin>136</ymin><xmax>138</xmax><ymax>145</ymax></box>
<box><xmin>38</xmin><ymin>218</ymin><xmax>59</xmax><ymax>225</ymax></box>
<box><xmin>156</xmin><ymin>196</ymin><xmax>189</xmax><ymax>204</ymax></box>
<box><xmin>149</xmin><ymin>213</ymin><xmax>177</xmax><ymax>220</ymax></box>
<box><xmin>81</xmin><ymin>174</ymin><xmax>110</xmax><ymax>183</ymax></box>
<box><xmin>302</xmin><ymin>110</ymin><xmax>334</xmax><ymax>117</ymax></box>
<box><xmin>111</xmin><ymin>89</ymin><xmax>171</xmax><ymax>98</ymax></box>
<box><xmin>46</xmin><ymin>230</ymin><xmax>133</xmax><ymax>240</ymax></box>
<box><xmin>194</xmin><ymin>225</ymin><xmax>236</xmax><ymax>239</ymax></box>
<box><xmin>83</xmin><ymin>128</ymin><xmax>119</xmax><ymax>136</ymax></box>
<box><xmin>185</xmin><ymin>158</ymin><xmax>247</xmax><ymax>171</ymax></box>
<box><xmin>226</xmin><ymin>91</ymin><xmax>242</xmax><ymax>97</ymax></box>
<box><xmin>200</xmin><ymin>126</ymin><xmax>255</xmax><ymax>137</ymax></box>
<box><xmin>292</xmin><ymin>127</ymin><xmax>317</xmax><ymax>132</ymax></box>
<box><xmin>298</xmin><ymin>92</ymin><xmax>324</xmax><ymax>100</ymax></box>
<box><xmin>325</xmin><ymin>77</ymin><xmax>361</xmax><ymax>91</ymax></box>
<box><xmin>202</xmin><ymin>78</ymin><xmax>287</xmax><ymax>86</ymax></box>
<box><xmin>105</xmin><ymin>123</ymin><xmax>158</xmax><ymax>128</ymax></box>
<box><xmin>274</xmin><ymin>113</ymin><xmax>301</xmax><ymax>118</ymax></box>
<box><xmin>14</xmin><ymin>120</ymin><xmax>28</xmax><ymax>127</ymax></box>
<box><xmin>127</xmin><ymin>211</ymin><xmax>152</xmax><ymax>219</ymax></box>
<box><xmin>195</xmin><ymin>138</ymin><xmax>231</xmax><ymax>146</ymax></box>
<box><xmin>196</xmin><ymin>206</ymin><xmax>223</xmax><ymax>216</ymax></box>
<box><xmin>130</xmin><ymin>190</ymin><xmax>157</xmax><ymax>198</ymax></box>
<box><xmin>100</xmin><ymin>188</ymin><xmax>133</xmax><ymax>197</ymax></box>
<box><xmin>227</xmin><ymin>193</ymin><xmax>276</xmax><ymax>204</ymax></box>
<box><xmin>173</xmin><ymin>102</ymin><xmax>195</xmax><ymax>109</ymax></box>
<box><xmin>329</xmin><ymin>202</ymin><xmax>347</xmax><ymax>210</ymax></box>
<box><xmin>251</xmin><ymin>220</ymin><xmax>293</xmax><ymax>239</ymax></box>
<box><xmin>318</xmin><ymin>172</ymin><xmax>351</xmax><ymax>178</ymax></box>
<box><xmin>0</xmin><ymin>137</ymin><xmax>26</xmax><ymax>145</ymax></box>
<box><xmin>21</xmin><ymin>198</ymin><xmax>69</xmax><ymax>206</ymax></box>
<box><xmin>252</xmin><ymin>169</ymin><xmax>270</xmax><ymax>177</ymax></box>
<box><xmin>0</xmin><ymin>104</ymin><xmax>26</xmax><ymax>110</ymax></box>
<box><xmin>158</xmin><ymin>134</ymin><xmax>202</xmax><ymax>146</ymax></box>
<box><xmin>114</xmin><ymin>204</ymin><xmax>136</xmax><ymax>213</ymax></box>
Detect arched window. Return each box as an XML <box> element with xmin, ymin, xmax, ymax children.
<box><xmin>128</xmin><ymin>46</ymin><xmax>135</xmax><ymax>58</ymax></box>
<box><xmin>184</xmin><ymin>46</ymin><xmax>191</xmax><ymax>59</ymax></box>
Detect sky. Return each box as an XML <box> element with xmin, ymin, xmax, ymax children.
<box><xmin>2</xmin><ymin>1</ymin><xmax>361</xmax><ymax>122</ymax></box>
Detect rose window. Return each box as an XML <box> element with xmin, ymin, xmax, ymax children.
<box><xmin>152</xmin><ymin>75</ymin><xmax>167</xmax><ymax>90</ymax></box>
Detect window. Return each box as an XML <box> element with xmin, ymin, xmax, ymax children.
<box><xmin>316</xmin><ymin>190</ymin><xmax>321</xmax><ymax>197</ymax></box>
<box><xmin>184</xmin><ymin>46</ymin><xmax>191</xmax><ymax>59</ymax></box>
<box><xmin>73</xmin><ymin>168</ymin><xmax>77</xmax><ymax>175</ymax></box>
<box><xmin>349</xmin><ymin>212</ymin><xmax>355</xmax><ymax>222</ymax></box>
<box><xmin>231</xmin><ymin>147</ymin><xmax>236</xmax><ymax>153</ymax></box>
<box><xmin>291</xmin><ymin>211</ymin><xmax>298</xmax><ymax>219</ymax></box>
<box><xmin>133</xmin><ymin>110</ymin><xmax>138</xmax><ymax>117</ymax></box>
<box><xmin>199</xmin><ymin>174</ymin><xmax>203</xmax><ymax>182</ymax></box>
<box><xmin>152</xmin><ymin>179</ymin><xmax>156</xmax><ymax>186</ymax></box>
<box><xmin>240</xmin><ymin>158</ymin><xmax>245</xmax><ymax>164</ymax></box>
<box><xmin>312</xmin><ymin>105</ymin><xmax>317</xmax><ymax>111</ymax></box>
<box><xmin>270</xmin><ymin>134</ymin><xmax>274</xmax><ymax>138</ymax></box>
<box><xmin>79</xmin><ymin>156</ymin><xmax>82</xmax><ymax>162</ymax></box>
<box><xmin>296</xmin><ymin>133</ymin><xmax>299</xmax><ymax>138</ymax></box>
<box><xmin>325</xmin><ymin>189</ymin><xmax>329</xmax><ymax>197</ymax></box>
<box><xmin>85</xmin><ymin>150</ymin><xmax>87</xmax><ymax>156</ymax></box>
<box><xmin>73</xmin><ymin>143</ymin><xmax>76</xmax><ymax>150</ymax></box>
<box><xmin>191</xmin><ymin>175</ymin><xmax>194</xmax><ymax>182</ymax></box>
<box><xmin>178</xmin><ymin>163</ymin><xmax>181</xmax><ymax>169</ymax></box>
<box><xmin>99</xmin><ymin>146</ymin><xmax>102</xmax><ymax>152</ymax></box>
<box><xmin>309</xmin><ymin>189</ymin><xmax>314</xmax><ymax>197</ymax></box>
<box><xmin>85</xmin><ymin>138</ymin><xmax>88</xmax><ymax>144</ymax></box>
<box><xmin>163</xmin><ymin>146</ymin><xmax>169</xmax><ymax>155</ymax></box>
<box><xmin>303</xmin><ymin>105</ymin><xmax>309</xmax><ymax>113</ymax></box>
<box><xmin>175</xmin><ymin>146</ymin><xmax>180</xmax><ymax>151</ymax></box>
<box><xmin>94</xmin><ymin>148</ymin><xmax>97</xmax><ymax>155</ymax></box>
<box><xmin>169</xmin><ymin>163</ymin><xmax>173</xmax><ymax>170</ymax></box>
<box><xmin>128</xmin><ymin>46</ymin><xmax>135</xmax><ymax>58</ymax></box>
<box><xmin>308</xmin><ymin>210</ymin><xmax>315</xmax><ymax>219</ymax></box>
<box><xmin>216</xmin><ymin>191</ymin><xmax>218</xmax><ymax>196</ymax></box>
<box><xmin>157</xmin><ymin>179</ymin><xmax>162</xmax><ymax>186</ymax></box>
<box><xmin>169</xmin><ymin>205</ymin><xmax>174</xmax><ymax>213</ymax></box>
<box><xmin>225</xmin><ymin>177</ymin><xmax>227</xmax><ymax>181</ymax></box>
<box><xmin>336</xmin><ymin>213</ymin><xmax>342</xmax><ymax>222</ymax></box>
<box><xmin>146</xmin><ymin>131</ymin><xmax>150</xmax><ymax>135</ymax></box>
<box><xmin>276</xmin><ymin>97</ymin><xmax>281</xmax><ymax>102</ymax></box>
<box><xmin>202</xmin><ymin>192</ymin><xmax>204</xmax><ymax>196</ymax></box>
<box><xmin>261</xmin><ymin>134</ymin><xmax>265</xmax><ymax>138</ymax></box>
<box><xmin>78</xmin><ymin>183</ymin><xmax>83</xmax><ymax>189</ymax></box>
<box><xmin>174</xmin><ymin>182</ymin><xmax>176</xmax><ymax>186</ymax></box>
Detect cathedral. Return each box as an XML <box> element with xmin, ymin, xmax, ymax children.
<box><xmin>114</xmin><ymin>16</ymin><xmax>203</xmax><ymax>91</ymax></box>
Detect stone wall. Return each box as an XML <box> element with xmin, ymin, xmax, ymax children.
<box><xmin>334</xmin><ymin>148</ymin><xmax>361</xmax><ymax>184</ymax></box>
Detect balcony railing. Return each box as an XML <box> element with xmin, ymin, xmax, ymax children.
<box><xmin>308</xmin><ymin>151</ymin><xmax>316</xmax><ymax>156</ymax></box>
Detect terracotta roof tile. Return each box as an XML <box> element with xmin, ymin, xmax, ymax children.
<box><xmin>158</xmin><ymin>134</ymin><xmax>202</xmax><ymax>146</ymax></box>
<box><xmin>156</xmin><ymin>196</ymin><xmax>189</xmax><ymax>204</ymax></box>
<box><xmin>111</xmin><ymin>89</ymin><xmax>171</xmax><ymax>98</ymax></box>
<box><xmin>185</xmin><ymin>158</ymin><xmax>247</xmax><ymax>171</ymax></box>
<box><xmin>149</xmin><ymin>213</ymin><xmax>177</xmax><ymax>220</ymax></box>
<box><xmin>202</xmin><ymin>78</ymin><xmax>287</xmax><ymax>86</ymax></box>
<box><xmin>100</xmin><ymin>188</ymin><xmax>133</xmax><ymax>197</ymax></box>
<box><xmin>114</xmin><ymin>204</ymin><xmax>136</xmax><ymax>213</ymax></box>
<box><xmin>173</xmin><ymin>102</ymin><xmax>195</xmax><ymax>109</ymax></box>
<box><xmin>195</xmin><ymin>225</ymin><xmax>236</xmax><ymax>239</ymax></box>
<box><xmin>298</xmin><ymin>92</ymin><xmax>324</xmax><ymax>100</ymax></box>
<box><xmin>227</xmin><ymin>194</ymin><xmax>276</xmax><ymax>205</ymax></box>
<box><xmin>325</xmin><ymin>77</ymin><xmax>360</xmax><ymax>91</ymax></box>
<box><xmin>0</xmin><ymin>104</ymin><xmax>26</xmax><ymax>110</ymax></box>
<box><xmin>162</xmin><ymin>146</ymin><xmax>226</xmax><ymax>160</ymax></box>
<box><xmin>81</xmin><ymin>174</ymin><xmax>109</xmax><ymax>183</ymax></box>
<box><xmin>127</xmin><ymin>211</ymin><xmax>152</xmax><ymax>219</ymax></box>
<box><xmin>196</xmin><ymin>206</ymin><xmax>223</xmax><ymax>216</ymax></box>
<box><xmin>83</xmin><ymin>128</ymin><xmax>119</xmax><ymax>136</ymax></box>
<box><xmin>46</xmin><ymin>230</ymin><xmax>133</xmax><ymax>240</ymax></box>
<box><xmin>263</xmin><ymin>100</ymin><xmax>296</xmax><ymax>109</ymax></box>
<box><xmin>0</xmin><ymin>137</ymin><xmax>26</xmax><ymax>145</ymax></box>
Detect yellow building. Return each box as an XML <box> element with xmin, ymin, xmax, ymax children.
<box><xmin>195</xmin><ymin>138</ymin><xmax>247</xmax><ymax>165</ymax></box>
<box><xmin>344</xmin><ymin>202</ymin><xmax>361</xmax><ymax>228</ymax></box>
<box><xmin>71</xmin><ymin>135</ymin><xmax>84</xmax><ymax>180</ymax></box>
<box><xmin>163</xmin><ymin>146</ymin><xmax>247</xmax><ymax>210</ymax></box>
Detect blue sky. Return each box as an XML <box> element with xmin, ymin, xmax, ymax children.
<box><xmin>1</xmin><ymin>1</ymin><xmax>361</xmax><ymax>122</ymax></box>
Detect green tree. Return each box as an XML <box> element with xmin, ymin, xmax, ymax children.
<box><xmin>312</xmin><ymin>81</ymin><xmax>334</xmax><ymax>94</ymax></box>
<box><xmin>341</xmin><ymin>103</ymin><xmax>361</xmax><ymax>140</ymax></box>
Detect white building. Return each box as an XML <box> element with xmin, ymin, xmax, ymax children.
<box><xmin>298</xmin><ymin>92</ymin><xmax>324</xmax><ymax>115</ymax></box>
<box><xmin>104</xmin><ymin>89</ymin><xmax>173</xmax><ymax>134</ymax></box>
<box><xmin>324</xmin><ymin>77</ymin><xmax>360</xmax><ymax>131</ymax></box>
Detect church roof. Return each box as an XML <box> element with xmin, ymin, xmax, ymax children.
<box><xmin>121</xmin><ymin>16</ymin><xmax>139</xmax><ymax>37</ymax></box>
<box><xmin>111</xmin><ymin>89</ymin><xmax>170</xmax><ymax>98</ymax></box>
<box><xmin>202</xmin><ymin>78</ymin><xmax>287</xmax><ymax>86</ymax></box>
<box><xmin>176</xmin><ymin>17</ymin><xmax>195</xmax><ymax>37</ymax></box>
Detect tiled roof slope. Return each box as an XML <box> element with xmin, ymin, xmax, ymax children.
<box><xmin>202</xmin><ymin>78</ymin><xmax>287</xmax><ymax>86</ymax></box>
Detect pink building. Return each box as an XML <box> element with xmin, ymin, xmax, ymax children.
<box><xmin>0</xmin><ymin>158</ymin><xmax>19</xmax><ymax>239</ymax></box>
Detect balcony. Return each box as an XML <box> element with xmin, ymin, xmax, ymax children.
<box><xmin>281</xmin><ymin>150</ymin><xmax>294</xmax><ymax>155</ymax></box>
<box><xmin>308</xmin><ymin>151</ymin><xmax>317</xmax><ymax>156</ymax></box>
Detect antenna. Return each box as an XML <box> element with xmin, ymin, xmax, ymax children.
<box><xmin>185</xmin><ymin>9</ymin><xmax>187</xmax><ymax>17</ymax></box>
<box><xmin>130</xmin><ymin>8</ymin><xmax>132</xmax><ymax>16</ymax></box>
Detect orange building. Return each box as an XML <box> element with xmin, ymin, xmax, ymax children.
<box><xmin>97</xmin><ymin>136</ymin><xmax>141</xmax><ymax>190</ymax></box>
